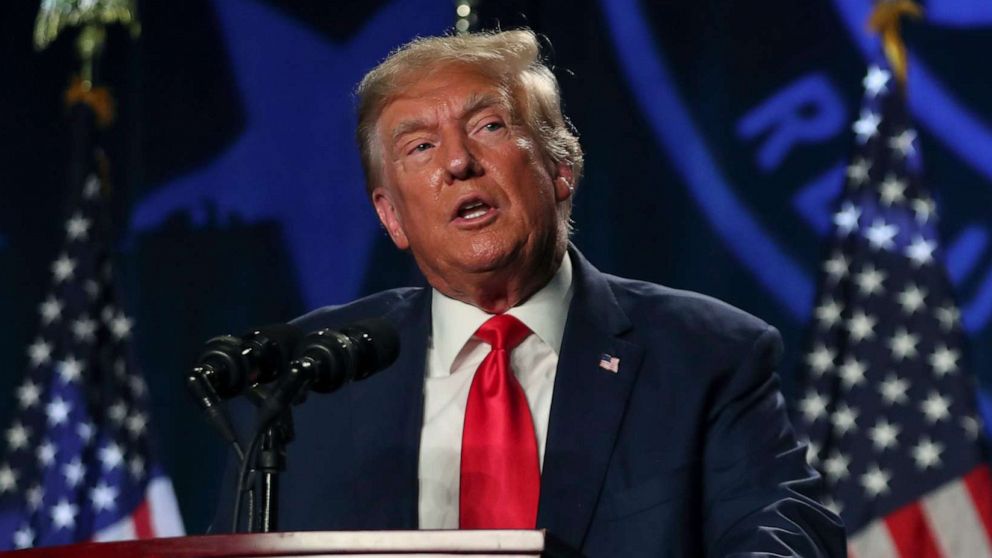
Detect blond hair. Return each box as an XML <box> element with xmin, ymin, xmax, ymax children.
<box><xmin>355</xmin><ymin>29</ymin><xmax>584</xmax><ymax>199</ymax></box>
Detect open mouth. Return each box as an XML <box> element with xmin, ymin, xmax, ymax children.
<box><xmin>452</xmin><ymin>196</ymin><xmax>497</xmax><ymax>226</ymax></box>
<box><xmin>457</xmin><ymin>200</ymin><xmax>492</xmax><ymax>220</ymax></box>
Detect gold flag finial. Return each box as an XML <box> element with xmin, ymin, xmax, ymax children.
<box><xmin>34</xmin><ymin>0</ymin><xmax>140</xmax><ymax>83</ymax></box>
<box><xmin>868</xmin><ymin>0</ymin><xmax>923</xmax><ymax>88</ymax></box>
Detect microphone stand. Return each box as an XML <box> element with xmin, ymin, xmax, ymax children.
<box><xmin>256</xmin><ymin>410</ymin><xmax>293</xmax><ymax>532</ymax></box>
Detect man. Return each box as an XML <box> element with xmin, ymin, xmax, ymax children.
<box><xmin>216</xmin><ymin>30</ymin><xmax>845</xmax><ymax>556</ymax></box>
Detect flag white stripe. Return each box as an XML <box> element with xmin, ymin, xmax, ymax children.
<box><xmin>923</xmin><ymin>478</ymin><xmax>992</xmax><ymax>558</ymax></box>
<box><xmin>849</xmin><ymin>519</ymin><xmax>899</xmax><ymax>558</ymax></box>
<box><xmin>147</xmin><ymin>476</ymin><xmax>185</xmax><ymax>537</ymax></box>
<box><xmin>92</xmin><ymin>516</ymin><xmax>135</xmax><ymax>542</ymax></box>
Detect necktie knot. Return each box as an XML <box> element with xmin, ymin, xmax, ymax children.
<box><xmin>475</xmin><ymin>314</ymin><xmax>531</xmax><ymax>351</ymax></box>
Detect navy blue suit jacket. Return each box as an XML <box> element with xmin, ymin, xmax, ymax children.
<box><xmin>216</xmin><ymin>249</ymin><xmax>845</xmax><ymax>556</ymax></box>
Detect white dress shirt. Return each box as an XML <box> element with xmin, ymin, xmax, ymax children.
<box><xmin>417</xmin><ymin>253</ymin><xmax>575</xmax><ymax>529</ymax></box>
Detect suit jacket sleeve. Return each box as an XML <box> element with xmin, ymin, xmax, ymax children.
<box><xmin>702</xmin><ymin>326</ymin><xmax>846</xmax><ymax>557</ymax></box>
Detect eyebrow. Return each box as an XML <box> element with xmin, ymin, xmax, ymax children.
<box><xmin>389</xmin><ymin>92</ymin><xmax>509</xmax><ymax>145</ymax></box>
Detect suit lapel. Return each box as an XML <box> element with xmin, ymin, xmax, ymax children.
<box><xmin>348</xmin><ymin>289</ymin><xmax>430</xmax><ymax>529</ymax></box>
<box><xmin>537</xmin><ymin>249</ymin><xmax>644</xmax><ymax>547</ymax></box>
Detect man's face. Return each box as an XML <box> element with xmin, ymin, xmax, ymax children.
<box><xmin>371</xmin><ymin>66</ymin><xmax>573</xmax><ymax>301</ymax></box>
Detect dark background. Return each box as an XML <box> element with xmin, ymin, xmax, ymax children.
<box><xmin>1</xmin><ymin>0</ymin><xmax>990</xmax><ymax>533</ymax></box>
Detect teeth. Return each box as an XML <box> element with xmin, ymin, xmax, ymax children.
<box><xmin>458</xmin><ymin>200</ymin><xmax>489</xmax><ymax>220</ymax></box>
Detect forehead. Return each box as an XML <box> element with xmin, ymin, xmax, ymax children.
<box><xmin>378</xmin><ymin>66</ymin><xmax>513</xmax><ymax>129</ymax></box>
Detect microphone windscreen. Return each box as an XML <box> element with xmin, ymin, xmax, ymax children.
<box><xmin>343</xmin><ymin>318</ymin><xmax>400</xmax><ymax>375</ymax></box>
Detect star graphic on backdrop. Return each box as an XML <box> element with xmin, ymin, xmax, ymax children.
<box><xmin>126</xmin><ymin>413</ymin><xmax>148</xmax><ymax>437</ymax></box>
<box><xmin>110</xmin><ymin>313</ymin><xmax>134</xmax><ymax>340</ymax></box>
<box><xmin>128</xmin><ymin>0</ymin><xmax>453</xmax><ymax>309</ymax></box>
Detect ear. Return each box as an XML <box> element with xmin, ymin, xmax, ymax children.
<box><xmin>372</xmin><ymin>188</ymin><xmax>410</xmax><ymax>250</ymax></box>
<box><xmin>553</xmin><ymin>162</ymin><xmax>575</xmax><ymax>202</ymax></box>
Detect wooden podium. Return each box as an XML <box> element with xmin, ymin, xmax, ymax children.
<box><xmin>6</xmin><ymin>530</ymin><xmax>582</xmax><ymax>557</ymax></box>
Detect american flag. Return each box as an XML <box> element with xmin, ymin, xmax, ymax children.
<box><xmin>0</xmin><ymin>99</ymin><xmax>184</xmax><ymax>549</ymax></box>
<box><xmin>793</xmin><ymin>60</ymin><xmax>992</xmax><ymax>557</ymax></box>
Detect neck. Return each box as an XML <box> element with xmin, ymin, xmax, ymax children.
<box><xmin>428</xmin><ymin>246</ymin><xmax>566</xmax><ymax>314</ymax></box>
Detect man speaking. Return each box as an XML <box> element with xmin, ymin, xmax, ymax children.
<box><xmin>216</xmin><ymin>29</ymin><xmax>845</xmax><ymax>556</ymax></box>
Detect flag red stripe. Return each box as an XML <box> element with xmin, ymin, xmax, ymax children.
<box><xmin>132</xmin><ymin>498</ymin><xmax>155</xmax><ymax>539</ymax></box>
<box><xmin>884</xmin><ymin>501</ymin><xmax>942</xmax><ymax>558</ymax></box>
<box><xmin>964</xmin><ymin>465</ymin><xmax>992</xmax><ymax>543</ymax></box>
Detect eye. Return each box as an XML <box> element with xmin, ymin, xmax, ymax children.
<box><xmin>482</xmin><ymin>121</ymin><xmax>504</xmax><ymax>132</ymax></box>
<box><xmin>410</xmin><ymin>142</ymin><xmax>433</xmax><ymax>154</ymax></box>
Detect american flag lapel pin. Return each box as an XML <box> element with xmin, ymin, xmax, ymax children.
<box><xmin>598</xmin><ymin>353</ymin><xmax>620</xmax><ymax>374</ymax></box>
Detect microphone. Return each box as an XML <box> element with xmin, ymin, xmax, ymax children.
<box><xmin>191</xmin><ymin>324</ymin><xmax>304</xmax><ymax>399</ymax></box>
<box><xmin>257</xmin><ymin>318</ymin><xmax>399</xmax><ymax>427</ymax></box>
<box><xmin>186</xmin><ymin>324</ymin><xmax>303</xmax><ymax>454</ymax></box>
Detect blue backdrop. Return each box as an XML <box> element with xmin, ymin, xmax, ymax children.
<box><xmin>0</xmin><ymin>0</ymin><xmax>989</xmax><ymax>532</ymax></box>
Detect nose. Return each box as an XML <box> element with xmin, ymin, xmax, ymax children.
<box><xmin>442</xmin><ymin>132</ymin><xmax>481</xmax><ymax>183</ymax></box>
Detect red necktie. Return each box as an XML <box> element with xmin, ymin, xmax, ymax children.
<box><xmin>459</xmin><ymin>314</ymin><xmax>541</xmax><ymax>529</ymax></box>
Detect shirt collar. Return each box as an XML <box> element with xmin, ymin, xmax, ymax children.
<box><xmin>430</xmin><ymin>251</ymin><xmax>574</xmax><ymax>376</ymax></box>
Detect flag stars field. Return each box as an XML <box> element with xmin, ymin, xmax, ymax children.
<box><xmin>824</xmin><ymin>451</ymin><xmax>851</xmax><ymax>483</ymax></box>
<box><xmin>878</xmin><ymin>374</ymin><xmax>910</xmax><ymax>405</ymax></box>
<box><xmin>912</xmin><ymin>437</ymin><xmax>943</xmax><ymax>470</ymax></box>
<box><xmin>861</xmin><ymin>465</ymin><xmax>891</xmax><ymax>498</ymax></box>
<box><xmin>896</xmin><ymin>284</ymin><xmax>927</xmax><ymax>314</ymax></box>
<box><xmin>50</xmin><ymin>499</ymin><xmax>78</xmax><ymax>530</ymax></box>
<box><xmin>868</xmin><ymin>419</ymin><xmax>901</xmax><ymax>451</ymax></box>
<box><xmin>5</xmin><ymin>423</ymin><xmax>30</xmax><ymax>451</ymax></box>
<box><xmin>853</xmin><ymin>109</ymin><xmax>882</xmax><ymax>143</ymax></box>
<box><xmin>920</xmin><ymin>392</ymin><xmax>951</xmax><ymax>423</ymax></box>
<box><xmin>805</xmin><ymin>343</ymin><xmax>836</xmax><ymax>375</ymax></box>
